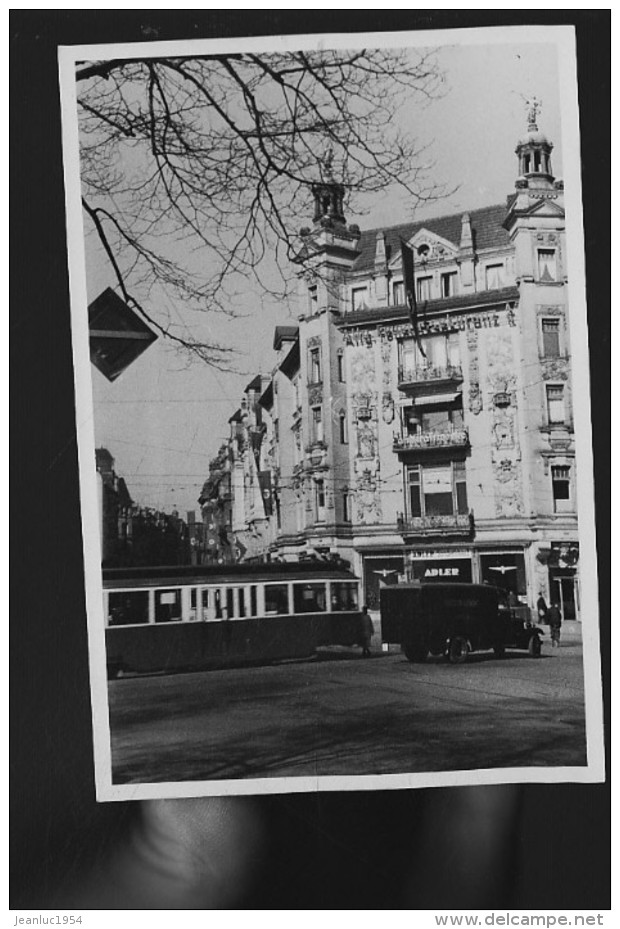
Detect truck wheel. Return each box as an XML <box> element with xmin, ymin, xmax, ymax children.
<box><xmin>448</xmin><ymin>636</ymin><xmax>470</xmax><ymax>664</ymax></box>
<box><xmin>403</xmin><ymin>642</ymin><xmax>428</xmax><ymax>663</ymax></box>
<box><xmin>528</xmin><ymin>635</ymin><xmax>542</xmax><ymax>658</ymax></box>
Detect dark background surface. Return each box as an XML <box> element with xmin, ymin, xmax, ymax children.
<box><xmin>11</xmin><ymin>10</ymin><xmax>610</xmax><ymax>909</ymax></box>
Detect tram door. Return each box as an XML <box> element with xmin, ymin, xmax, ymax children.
<box><xmin>550</xmin><ymin>574</ymin><xmax>578</xmax><ymax>620</ymax></box>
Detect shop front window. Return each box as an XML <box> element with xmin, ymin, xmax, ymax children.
<box><xmin>479</xmin><ymin>552</ymin><xmax>526</xmax><ymax>597</ymax></box>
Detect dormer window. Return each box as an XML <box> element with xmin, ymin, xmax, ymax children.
<box><xmin>393</xmin><ymin>280</ymin><xmax>405</xmax><ymax>305</ymax></box>
<box><xmin>351</xmin><ymin>286</ymin><xmax>368</xmax><ymax>311</ymax></box>
<box><xmin>416</xmin><ymin>276</ymin><xmax>433</xmax><ymax>302</ymax></box>
<box><xmin>441</xmin><ymin>271</ymin><xmax>458</xmax><ymax>298</ymax></box>
<box><xmin>485</xmin><ymin>263</ymin><xmax>505</xmax><ymax>290</ymax></box>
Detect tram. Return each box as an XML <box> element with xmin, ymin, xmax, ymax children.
<box><xmin>103</xmin><ymin>560</ymin><xmax>363</xmax><ymax>677</ymax></box>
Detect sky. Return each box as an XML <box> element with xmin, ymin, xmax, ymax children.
<box><xmin>86</xmin><ymin>30</ymin><xmax>565</xmax><ymax>516</ymax></box>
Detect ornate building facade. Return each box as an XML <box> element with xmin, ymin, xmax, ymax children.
<box><xmin>203</xmin><ymin>111</ymin><xmax>581</xmax><ymax>623</ymax></box>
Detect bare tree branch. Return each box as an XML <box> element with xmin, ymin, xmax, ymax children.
<box><xmin>76</xmin><ymin>47</ymin><xmax>447</xmax><ymax>365</ymax></box>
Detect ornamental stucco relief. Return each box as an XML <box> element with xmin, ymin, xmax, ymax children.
<box><xmin>381</xmin><ymin>338</ymin><xmax>395</xmax><ymax>424</ymax></box>
<box><xmin>467</xmin><ymin>330</ymin><xmax>483</xmax><ymax>415</ymax></box>
<box><xmin>308</xmin><ymin>385</ymin><xmax>323</xmax><ymax>405</ymax></box>
<box><xmin>486</xmin><ymin>331</ymin><xmax>517</xmax><ymax>394</ymax></box>
<box><xmin>541</xmin><ymin>358</ymin><xmax>569</xmax><ymax>381</ymax></box>
<box><xmin>354</xmin><ymin>471</ymin><xmax>382</xmax><ymax>524</ymax></box>
<box><xmin>492</xmin><ymin>455</ymin><xmax>524</xmax><ymax>518</ymax></box>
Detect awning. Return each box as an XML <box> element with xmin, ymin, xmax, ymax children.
<box><xmin>414</xmin><ymin>391</ymin><xmax>461</xmax><ymax>406</ymax></box>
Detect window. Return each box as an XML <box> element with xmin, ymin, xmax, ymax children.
<box><xmin>154</xmin><ymin>589</ymin><xmax>182</xmax><ymax>623</ymax></box>
<box><xmin>311</xmin><ymin>406</ymin><xmax>323</xmax><ymax>444</ymax></box>
<box><xmin>309</xmin><ymin>347</ymin><xmax>321</xmax><ymax>383</ymax></box>
<box><xmin>337</xmin><ymin>350</ymin><xmax>345</xmax><ymax>382</ymax></box>
<box><xmin>546</xmin><ymin>385</ymin><xmax>565</xmax><ymax>424</ymax></box>
<box><xmin>107</xmin><ymin>590</ymin><xmax>149</xmax><ymax>626</ymax></box>
<box><xmin>308</xmin><ymin>284</ymin><xmax>318</xmax><ymax>313</ymax></box>
<box><xmin>342</xmin><ymin>491</ymin><xmax>351</xmax><ymax>523</ymax></box>
<box><xmin>400</xmin><ymin>332</ymin><xmax>461</xmax><ymax>375</ymax></box>
<box><xmin>393</xmin><ymin>280</ymin><xmax>405</xmax><ymax>305</ymax></box>
<box><xmin>351</xmin><ymin>287</ymin><xmax>368</xmax><ymax>311</ymax></box>
<box><xmin>551</xmin><ymin>465</ymin><xmax>572</xmax><ymax>512</ymax></box>
<box><xmin>541</xmin><ymin>318</ymin><xmax>561</xmax><ymax>357</ymax></box>
<box><xmin>331</xmin><ymin>582</ymin><xmax>359</xmax><ymax>611</ymax></box>
<box><xmin>293</xmin><ymin>583</ymin><xmax>327</xmax><ymax>614</ymax></box>
<box><xmin>416</xmin><ymin>276</ymin><xmax>433</xmax><ymax>302</ymax></box>
<box><xmin>538</xmin><ymin>249</ymin><xmax>557</xmax><ymax>282</ymax></box>
<box><xmin>339</xmin><ymin>411</ymin><xmax>348</xmax><ymax>444</ymax></box>
<box><xmin>422</xmin><ymin>465</ymin><xmax>454</xmax><ymax>516</ymax></box>
<box><xmin>485</xmin><ymin>263</ymin><xmax>505</xmax><ymax>290</ymax></box>
<box><xmin>403</xmin><ymin>405</ymin><xmax>464</xmax><ymax>435</ymax></box>
<box><xmin>406</xmin><ymin>462</ymin><xmax>468</xmax><ymax>519</ymax></box>
<box><xmin>264</xmin><ymin>583</ymin><xmax>290</xmax><ymax>615</ymax></box>
<box><xmin>441</xmin><ymin>271</ymin><xmax>458</xmax><ymax>298</ymax></box>
<box><xmin>455</xmin><ymin>460</ymin><xmax>468</xmax><ymax>515</ymax></box>
<box><xmin>315</xmin><ymin>479</ymin><xmax>326</xmax><ymax>521</ymax></box>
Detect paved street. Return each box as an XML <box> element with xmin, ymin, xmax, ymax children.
<box><xmin>108</xmin><ymin>643</ymin><xmax>586</xmax><ymax>784</ymax></box>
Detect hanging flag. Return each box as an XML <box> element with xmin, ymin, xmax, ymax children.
<box><xmin>400</xmin><ymin>238</ymin><xmax>426</xmax><ymax>357</ymax></box>
<box><xmin>234</xmin><ymin>534</ymin><xmax>247</xmax><ymax>562</ymax></box>
<box><xmin>258</xmin><ymin>470</ymin><xmax>273</xmax><ymax>516</ymax></box>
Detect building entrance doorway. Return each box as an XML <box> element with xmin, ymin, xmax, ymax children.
<box><xmin>549</xmin><ymin>570</ymin><xmax>578</xmax><ymax>620</ymax></box>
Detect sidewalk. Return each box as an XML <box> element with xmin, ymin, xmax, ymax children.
<box><xmin>543</xmin><ymin>620</ymin><xmax>582</xmax><ymax>644</ymax></box>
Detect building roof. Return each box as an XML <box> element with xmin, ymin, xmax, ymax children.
<box><xmin>351</xmin><ymin>203</ymin><xmax>511</xmax><ymax>274</ymax></box>
<box><xmin>279</xmin><ymin>338</ymin><xmax>300</xmax><ymax>380</ymax></box>
<box><xmin>338</xmin><ymin>285</ymin><xmax>520</xmax><ymax>329</ymax></box>
<box><xmin>244</xmin><ymin>375</ymin><xmax>263</xmax><ymax>394</ymax></box>
<box><xmin>273</xmin><ymin>325</ymin><xmax>299</xmax><ymax>350</ymax></box>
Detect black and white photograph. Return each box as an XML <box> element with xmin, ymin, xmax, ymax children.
<box><xmin>57</xmin><ymin>23</ymin><xmax>606</xmax><ymax>800</ymax></box>
<box><xmin>12</xmin><ymin>10</ymin><xmax>611</xmax><ymax>912</ymax></box>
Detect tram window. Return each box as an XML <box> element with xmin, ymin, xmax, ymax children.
<box><xmin>264</xmin><ymin>583</ymin><xmax>289</xmax><ymax>615</ymax></box>
<box><xmin>250</xmin><ymin>585</ymin><xmax>257</xmax><ymax>617</ymax></box>
<box><xmin>108</xmin><ymin>590</ymin><xmax>149</xmax><ymax>626</ymax></box>
<box><xmin>189</xmin><ymin>588</ymin><xmax>198</xmax><ymax>621</ymax></box>
<box><xmin>201</xmin><ymin>588</ymin><xmax>216</xmax><ymax>621</ymax></box>
<box><xmin>155</xmin><ymin>588</ymin><xmax>182</xmax><ymax>623</ymax></box>
<box><xmin>227</xmin><ymin>588</ymin><xmax>234</xmax><ymax>619</ymax></box>
<box><xmin>293</xmin><ymin>583</ymin><xmax>327</xmax><ymax>613</ymax></box>
<box><xmin>214</xmin><ymin>589</ymin><xmax>222</xmax><ymax>619</ymax></box>
<box><xmin>331</xmin><ymin>582</ymin><xmax>360</xmax><ymax>612</ymax></box>
<box><xmin>238</xmin><ymin>587</ymin><xmax>246</xmax><ymax>618</ymax></box>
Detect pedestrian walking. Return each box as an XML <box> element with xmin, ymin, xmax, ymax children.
<box><xmin>359</xmin><ymin>605</ymin><xmax>374</xmax><ymax>658</ymax></box>
<box><xmin>536</xmin><ymin>592</ymin><xmax>549</xmax><ymax>624</ymax></box>
<box><xmin>547</xmin><ymin>601</ymin><xmax>562</xmax><ymax>647</ymax></box>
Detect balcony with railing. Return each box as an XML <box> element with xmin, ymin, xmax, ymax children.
<box><xmin>397</xmin><ymin>363</ymin><xmax>463</xmax><ymax>393</ymax></box>
<box><xmin>393</xmin><ymin>428</ymin><xmax>469</xmax><ymax>455</ymax></box>
<box><xmin>397</xmin><ymin>512</ymin><xmax>474</xmax><ymax>538</ymax></box>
